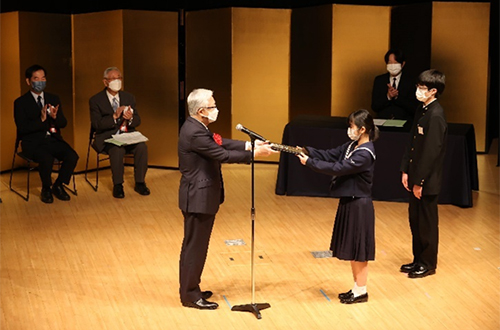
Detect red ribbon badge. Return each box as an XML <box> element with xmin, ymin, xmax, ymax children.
<box><xmin>213</xmin><ymin>133</ymin><xmax>222</xmax><ymax>145</ymax></box>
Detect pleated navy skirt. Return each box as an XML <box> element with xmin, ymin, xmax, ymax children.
<box><xmin>330</xmin><ymin>197</ymin><xmax>375</xmax><ymax>262</ymax></box>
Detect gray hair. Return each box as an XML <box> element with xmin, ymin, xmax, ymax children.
<box><xmin>187</xmin><ymin>88</ymin><xmax>213</xmax><ymax>116</ymax></box>
<box><xmin>103</xmin><ymin>67</ymin><xmax>121</xmax><ymax>79</ymax></box>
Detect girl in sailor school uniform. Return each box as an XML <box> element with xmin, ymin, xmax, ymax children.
<box><xmin>297</xmin><ymin>109</ymin><xmax>379</xmax><ymax>304</ymax></box>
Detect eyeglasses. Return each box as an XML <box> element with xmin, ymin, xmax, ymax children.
<box><xmin>204</xmin><ymin>106</ymin><xmax>217</xmax><ymax>109</ymax></box>
<box><xmin>105</xmin><ymin>77</ymin><xmax>123</xmax><ymax>81</ymax></box>
<box><xmin>415</xmin><ymin>85</ymin><xmax>428</xmax><ymax>90</ymax></box>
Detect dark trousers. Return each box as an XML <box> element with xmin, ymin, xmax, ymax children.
<box><xmin>30</xmin><ymin>137</ymin><xmax>79</xmax><ymax>189</ymax></box>
<box><xmin>179</xmin><ymin>211</ymin><xmax>215</xmax><ymax>303</ymax></box>
<box><xmin>408</xmin><ymin>193</ymin><xmax>439</xmax><ymax>270</ymax></box>
<box><xmin>104</xmin><ymin>142</ymin><xmax>148</xmax><ymax>185</ymax></box>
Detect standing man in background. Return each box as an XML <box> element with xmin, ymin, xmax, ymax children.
<box><xmin>371</xmin><ymin>49</ymin><xmax>419</xmax><ymax>122</ymax></box>
<box><xmin>178</xmin><ymin>88</ymin><xmax>276</xmax><ymax>310</ymax></box>
<box><xmin>89</xmin><ymin>67</ymin><xmax>150</xmax><ymax>199</ymax></box>
<box><xmin>14</xmin><ymin>64</ymin><xmax>79</xmax><ymax>203</ymax></box>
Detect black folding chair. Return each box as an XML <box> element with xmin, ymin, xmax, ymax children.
<box><xmin>9</xmin><ymin>133</ymin><xmax>77</xmax><ymax>201</ymax></box>
<box><xmin>84</xmin><ymin>127</ymin><xmax>132</xmax><ymax>191</ymax></box>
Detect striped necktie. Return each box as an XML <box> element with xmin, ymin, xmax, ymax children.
<box><xmin>112</xmin><ymin>97</ymin><xmax>118</xmax><ymax>112</ymax></box>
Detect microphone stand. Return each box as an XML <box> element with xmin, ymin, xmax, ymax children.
<box><xmin>231</xmin><ymin>137</ymin><xmax>270</xmax><ymax>319</ymax></box>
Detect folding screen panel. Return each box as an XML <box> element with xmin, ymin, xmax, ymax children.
<box><xmin>431</xmin><ymin>2</ymin><xmax>490</xmax><ymax>152</ymax></box>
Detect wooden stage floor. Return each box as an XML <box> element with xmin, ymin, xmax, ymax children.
<box><xmin>1</xmin><ymin>148</ymin><xmax>499</xmax><ymax>330</ymax></box>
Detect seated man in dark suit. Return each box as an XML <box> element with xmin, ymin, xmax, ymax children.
<box><xmin>14</xmin><ymin>64</ymin><xmax>79</xmax><ymax>203</ymax></box>
<box><xmin>89</xmin><ymin>67</ymin><xmax>150</xmax><ymax>199</ymax></box>
<box><xmin>371</xmin><ymin>49</ymin><xmax>419</xmax><ymax>122</ymax></box>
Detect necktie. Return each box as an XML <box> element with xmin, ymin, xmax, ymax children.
<box><xmin>392</xmin><ymin>77</ymin><xmax>397</xmax><ymax>88</ymax></box>
<box><xmin>37</xmin><ymin>95</ymin><xmax>43</xmax><ymax>109</ymax></box>
<box><xmin>112</xmin><ymin>97</ymin><xmax>118</xmax><ymax>112</ymax></box>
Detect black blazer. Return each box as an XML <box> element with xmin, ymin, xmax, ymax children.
<box><xmin>89</xmin><ymin>88</ymin><xmax>142</xmax><ymax>152</ymax></box>
<box><xmin>401</xmin><ymin>100</ymin><xmax>448</xmax><ymax>195</ymax></box>
<box><xmin>14</xmin><ymin>91</ymin><xmax>68</xmax><ymax>157</ymax></box>
<box><xmin>305</xmin><ymin>141</ymin><xmax>376</xmax><ymax>198</ymax></box>
<box><xmin>178</xmin><ymin>117</ymin><xmax>251</xmax><ymax>215</ymax></box>
<box><xmin>371</xmin><ymin>72</ymin><xmax>419</xmax><ymax>121</ymax></box>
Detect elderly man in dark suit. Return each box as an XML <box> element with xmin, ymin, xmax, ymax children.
<box><xmin>400</xmin><ymin>69</ymin><xmax>447</xmax><ymax>279</ymax></box>
<box><xmin>371</xmin><ymin>49</ymin><xmax>419</xmax><ymax>122</ymax></box>
<box><xmin>178</xmin><ymin>88</ymin><xmax>276</xmax><ymax>310</ymax></box>
<box><xmin>89</xmin><ymin>67</ymin><xmax>150</xmax><ymax>198</ymax></box>
<box><xmin>14</xmin><ymin>64</ymin><xmax>79</xmax><ymax>203</ymax></box>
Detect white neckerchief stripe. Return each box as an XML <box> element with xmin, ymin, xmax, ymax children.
<box><xmin>345</xmin><ymin>141</ymin><xmax>376</xmax><ymax>160</ymax></box>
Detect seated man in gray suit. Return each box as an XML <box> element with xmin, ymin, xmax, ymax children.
<box><xmin>89</xmin><ymin>67</ymin><xmax>150</xmax><ymax>198</ymax></box>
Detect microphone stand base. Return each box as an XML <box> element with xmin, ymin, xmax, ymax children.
<box><xmin>231</xmin><ymin>303</ymin><xmax>271</xmax><ymax>319</ymax></box>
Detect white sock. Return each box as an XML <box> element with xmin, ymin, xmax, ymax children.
<box><xmin>352</xmin><ymin>283</ymin><xmax>367</xmax><ymax>297</ymax></box>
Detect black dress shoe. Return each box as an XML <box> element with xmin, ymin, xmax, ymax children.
<box><xmin>338</xmin><ymin>290</ymin><xmax>352</xmax><ymax>300</ymax></box>
<box><xmin>201</xmin><ymin>291</ymin><xmax>213</xmax><ymax>299</ymax></box>
<box><xmin>134</xmin><ymin>182</ymin><xmax>150</xmax><ymax>196</ymax></box>
<box><xmin>340</xmin><ymin>292</ymin><xmax>368</xmax><ymax>304</ymax></box>
<box><xmin>40</xmin><ymin>188</ymin><xmax>54</xmax><ymax>204</ymax></box>
<box><xmin>400</xmin><ymin>262</ymin><xmax>418</xmax><ymax>273</ymax></box>
<box><xmin>52</xmin><ymin>184</ymin><xmax>70</xmax><ymax>201</ymax></box>
<box><xmin>182</xmin><ymin>298</ymin><xmax>218</xmax><ymax>310</ymax></box>
<box><xmin>113</xmin><ymin>184</ymin><xmax>125</xmax><ymax>198</ymax></box>
<box><xmin>408</xmin><ymin>266</ymin><xmax>436</xmax><ymax>279</ymax></box>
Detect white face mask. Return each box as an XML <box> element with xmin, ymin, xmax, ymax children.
<box><xmin>108</xmin><ymin>79</ymin><xmax>122</xmax><ymax>92</ymax></box>
<box><xmin>387</xmin><ymin>63</ymin><xmax>402</xmax><ymax>76</ymax></box>
<box><xmin>415</xmin><ymin>87</ymin><xmax>430</xmax><ymax>102</ymax></box>
<box><xmin>347</xmin><ymin>127</ymin><xmax>360</xmax><ymax>141</ymax></box>
<box><xmin>203</xmin><ymin>108</ymin><xmax>219</xmax><ymax>123</ymax></box>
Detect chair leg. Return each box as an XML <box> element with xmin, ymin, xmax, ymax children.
<box><xmin>9</xmin><ymin>160</ymin><xmax>30</xmax><ymax>202</ymax></box>
<box><xmin>63</xmin><ymin>174</ymin><xmax>78</xmax><ymax>196</ymax></box>
<box><xmin>84</xmin><ymin>145</ymin><xmax>98</xmax><ymax>192</ymax></box>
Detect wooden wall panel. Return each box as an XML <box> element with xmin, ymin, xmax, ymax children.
<box><xmin>0</xmin><ymin>12</ymin><xmax>21</xmax><ymax>172</ymax></box>
<box><xmin>232</xmin><ymin>8</ymin><xmax>290</xmax><ymax>157</ymax></box>
<box><xmin>431</xmin><ymin>2</ymin><xmax>490</xmax><ymax>152</ymax></box>
<box><xmin>1</xmin><ymin>12</ymin><xmax>72</xmax><ymax>172</ymax></box>
<box><xmin>185</xmin><ymin>9</ymin><xmax>232</xmax><ymax>139</ymax></box>
<box><xmin>390</xmin><ymin>3</ymin><xmax>432</xmax><ymax>86</ymax></box>
<box><xmin>289</xmin><ymin>5</ymin><xmax>332</xmax><ymax>121</ymax></box>
<box><xmin>331</xmin><ymin>5</ymin><xmax>390</xmax><ymax>117</ymax></box>
<box><xmin>123</xmin><ymin>11</ymin><xmax>178</xmax><ymax>167</ymax></box>
<box><xmin>72</xmin><ymin>11</ymin><xmax>123</xmax><ymax>172</ymax></box>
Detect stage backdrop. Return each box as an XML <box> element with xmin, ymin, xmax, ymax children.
<box><xmin>73</xmin><ymin>10</ymin><xmax>179</xmax><ymax>171</ymax></box>
<box><xmin>0</xmin><ymin>3</ymin><xmax>492</xmax><ymax>174</ymax></box>
<box><xmin>431</xmin><ymin>2</ymin><xmax>490</xmax><ymax>152</ymax></box>
<box><xmin>186</xmin><ymin>8</ymin><xmax>290</xmax><ymax>162</ymax></box>
<box><xmin>1</xmin><ymin>12</ymin><xmax>72</xmax><ymax>172</ymax></box>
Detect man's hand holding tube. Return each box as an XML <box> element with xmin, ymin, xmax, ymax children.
<box><xmin>253</xmin><ymin>141</ymin><xmax>278</xmax><ymax>157</ymax></box>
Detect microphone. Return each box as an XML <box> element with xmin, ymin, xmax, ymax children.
<box><xmin>235</xmin><ymin>124</ymin><xmax>267</xmax><ymax>141</ymax></box>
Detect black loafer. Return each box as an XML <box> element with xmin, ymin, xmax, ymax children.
<box><xmin>338</xmin><ymin>290</ymin><xmax>352</xmax><ymax>300</ymax></box>
<box><xmin>113</xmin><ymin>184</ymin><xmax>125</xmax><ymax>198</ymax></box>
<box><xmin>182</xmin><ymin>298</ymin><xmax>218</xmax><ymax>310</ymax></box>
<box><xmin>408</xmin><ymin>266</ymin><xmax>436</xmax><ymax>279</ymax></box>
<box><xmin>40</xmin><ymin>188</ymin><xmax>54</xmax><ymax>204</ymax></box>
<box><xmin>400</xmin><ymin>262</ymin><xmax>418</xmax><ymax>273</ymax></box>
<box><xmin>134</xmin><ymin>183</ymin><xmax>150</xmax><ymax>196</ymax></box>
<box><xmin>201</xmin><ymin>291</ymin><xmax>213</xmax><ymax>299</ymax></box>
<box><xmin>52</xmin><ymin>184</ymin><xmax>70</xmax><ymax>201</ymax></box>
<box><xmin>340</xmin><ymin>292</ymin><xmax>368</xmax><ymax>304</ymax></box>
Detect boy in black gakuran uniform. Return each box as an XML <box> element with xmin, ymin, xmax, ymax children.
<box><xmin>400</xmin><ymin>69</ymin><xmax>447</xmax><ymax>279</ymax></box>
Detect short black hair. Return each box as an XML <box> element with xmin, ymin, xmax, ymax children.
<box><xmin>25</xmin><ymin>64</ymin><xmax>46</xmax><ymax>79</ymax></box>
<box><xmin>348</xmin><ymin>109</ymin><xmax>380</xmax><ymax>142</ymax></box>
<box><xmin>384</xmin><ymin>48</ymin><xmax>405</xmax><ymax>64</ymax></box>
<box><xmin>417</xmin><ymin>69</ymin><xmax>446</xmax><ymax>97</ymax></box>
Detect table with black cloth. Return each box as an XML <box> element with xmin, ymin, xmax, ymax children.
<box><xmin>275</xmin><ymin>115</ymin><xmax>478</xmax><ymax>208</ymax></box>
